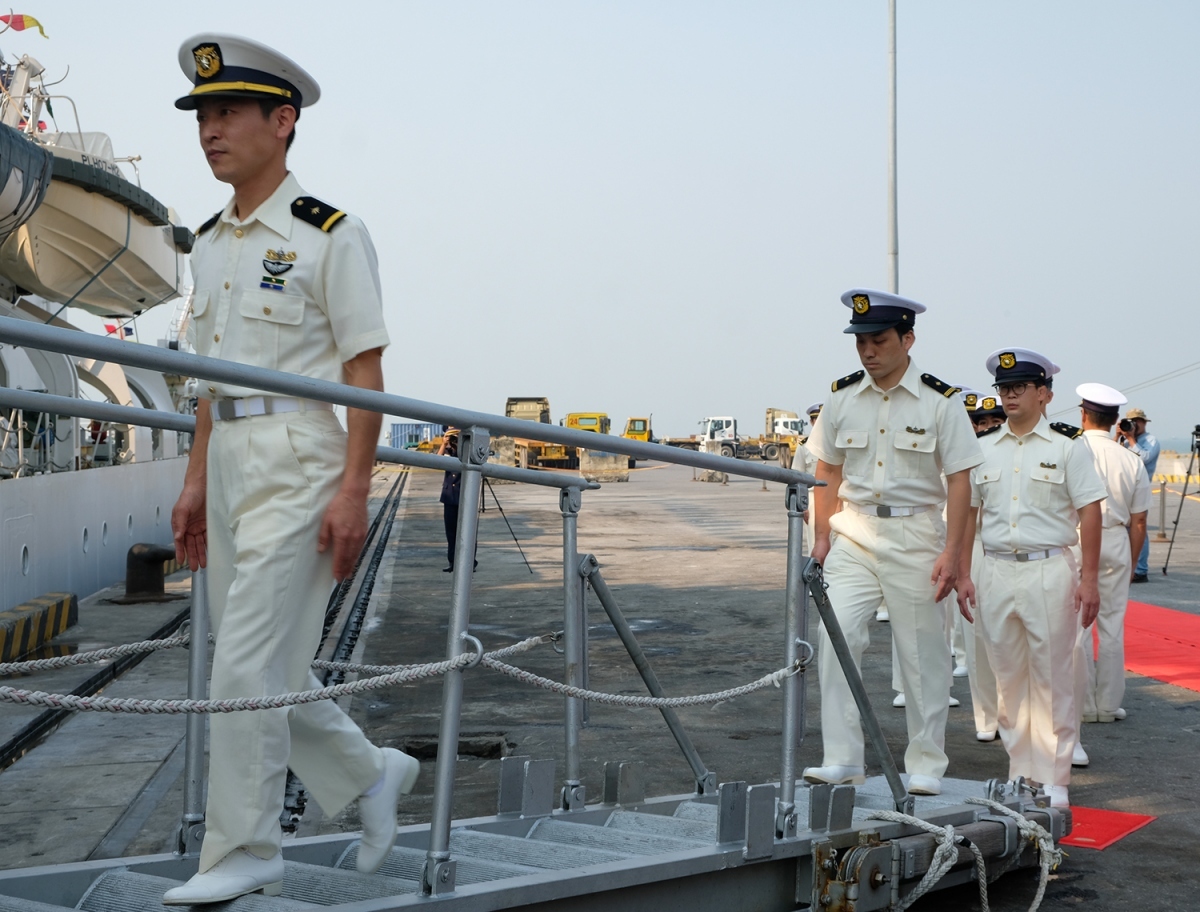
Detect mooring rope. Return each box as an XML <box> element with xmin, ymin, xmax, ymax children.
<box><xmin>0</xmin><ymin>633</ymin><xmax>806</xmax><ymax>713</ymax></box>
<box><xmin>867</xmin><ymin>809</ymin><xmax>990</xmax><ymax>912</ymax></box>
<box><xmin>965</xmin><ymin>797</ymin><xmax>1063</xmax><ymax>912</ymax></box>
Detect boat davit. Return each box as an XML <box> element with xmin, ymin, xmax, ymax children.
<box><xmin>0</xmin><ymin>54</ymin><xmax>192</xmax><ymax>318</ymax></box>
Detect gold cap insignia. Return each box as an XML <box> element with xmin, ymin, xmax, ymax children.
<box><xmin>982</xmin><ymin>397</ymin><xmax>997</xmax><ymax>410</ymax></box>
<box><xmin>964</xmin><ymin>394</ymin><xmax>977</xmax><ymax>407</ymax></box>
<box><xmin>999</xmin><ymin>352</ymin><xmax>1016</xmax><ymax>370</ymax></box>
<box><xmin>193</xmin><ymin>45</ymin><xmax>222</xmax><ymax>79</ymax></box>
<box><xmin>852</xmin><ymin>294</ymin><xmax>870</xmax><ymax>314</ymax></box>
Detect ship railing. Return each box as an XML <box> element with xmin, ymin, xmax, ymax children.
<box><xmin>0</xmin><ymin>314</ymin><xmax>829</xmax><ymax>896</ymax></box>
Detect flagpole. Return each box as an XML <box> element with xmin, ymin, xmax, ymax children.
<box><xmin>887</xmin><ymin>0</ymin><xmax>898</xmax><ymax>294</ymax></box>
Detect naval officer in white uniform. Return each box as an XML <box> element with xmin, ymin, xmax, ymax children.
<box><xmin>169</xmin><ymin>35</ymin><xmax>418</xmax><ymax>904</ymax></box>
<box><xmin>957</xmin><ymin>350</ymin><xmax>1105</xmax><ymax>807</ymax></box>
<box><xmin>1074</xmin><ymin>383</ymin><xmax>1149</xmax><ymax>726</ymax></box>
<box><xmin>803</xmin><ymin>290</ymin><xmax>982</xmax><ymax>796</ymax></box>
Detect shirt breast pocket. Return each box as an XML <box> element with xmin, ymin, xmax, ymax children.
<box><xmin>836</xmin><ymin>429</ymin><xmax>869</xmax><ymax>477</ymax></box>
<box><xmin>893</xmin><ymin>430</ymin><xmax>937</xmax><ymax>478</ymax></box>
<box><xmin>1030</xmin><ymin>466</ymin><xmax>1066</xmax><ymax>508</ymax></box>
<box><xmin>237</xmin><ymin>289</ymin><xmax>306</xmax><ymax>367</ymax></box>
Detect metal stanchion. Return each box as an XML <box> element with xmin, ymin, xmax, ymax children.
<box><xmin>776</xmin><ymin>484</ymin><xmax>808</xmax><ymax>838</ymax></box>
<box><xmin>560</xmin><ymin>488</ymin><xmax>586</xmax><ymax>811</ymax></box>
<box><xmin>1156</xmin><ymin>476</ymin><xmax>1168</xmax><ymax>541</ymax></box>
<box><xmin>423</xmin><ymin>426</ymin><xmax>489</xmax><ymax>895</ymax></box>
<box><xmin>176</xmin><ymin>569</ymin><xmax>209</xmax><ymax>856</ymax></box>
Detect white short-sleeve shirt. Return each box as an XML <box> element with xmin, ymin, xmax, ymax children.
<box><xmin>806</xmin><ymin>359</ymin><xmax>983</xmax><ymax>508</ymax></box>
<box><xmin>971</xmin><ymin>417</ymin><xmax>1108</xmax><ymax>552</ymax></box>
<box><xmin>189</xmin><ymin>172</ymin><xmax>390</xmax><ymax>400</ymax></box>
<box><xmin>1080</xmin><ymin>429</ymin><xmax>1152</xmax><ymax>528</ymax></box>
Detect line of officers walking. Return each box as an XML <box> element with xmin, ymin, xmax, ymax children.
<box><xmin>790</xmin><ymin>289</ymin><xmax>1152</xmax><ymax>809</ymax></box>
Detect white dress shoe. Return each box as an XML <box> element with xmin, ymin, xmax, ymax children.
<box><xmin>906</xmin><ymin>774</ymin><xmax>941</xmax><ymax>796</ymax></box>
<box><xmin>1072</xmin><ymin>742</ymin><xmax>1090</xmax><ymax>767</ymax></box>
<box><xmin>1097</xmin><ymin>707</ymin><xmax>1127</xmax><ymax>722</ymax></box>
<box><xmin>976</xmin><ymin>730</ymin><xmax>998</xmax><ymax>742</ymax></box>
<box><xmin>162</xmin><ymin>848</ymin><xmax>284</xmax><ymax>905</ymax></box>
<box><xmin>802</xmin><ymin>764</ymin><xmax>866</xmax><ymax>785</ymax></box>
<box><xmin>876</xmin><ymin>608</ymin><xmax>890</xmax><ymax>622</ymax></box>
<box><xmin>1043</xmin><ymin>784</ymin><xmax>1070</xmax><ymax>807</ymax></box>
<box><xmin>357</xmin><ymin>748</ymin><xmax>421</xmax><ymax>874</ymax></box>
<box><xmin>892</xmin><ymin>692</ymin><xmax>906</xmax><ymax>708</ymax></box>
<box><xmin>1114</xmin><ymin>707</ymin><xmax>1127</xmax><ymax>720</ymax></box>
<box><xmin>948</xmin><ymin>695</ymin><xmax>961</xmax><ymax>707</ymax></box>
<box><xmin>953</xmin><ymin>664</ymin><xmax>969</xmax><ymax>678</ymax></box>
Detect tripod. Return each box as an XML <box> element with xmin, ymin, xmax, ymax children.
<box><xmin>483</xmin><ymin>477</ymin><xmax>535</xmax><ymax>574</ymax></box>
<box><xmin>1162</xmin><ymin>430</ymin><xmax>1199</xmax><ymax>576</ymax></box>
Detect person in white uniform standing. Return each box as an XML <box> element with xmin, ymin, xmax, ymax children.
<box><xmin>1074</xmin><ymin>383</ymin><xmax>1150</xmax><ymax>726</ymax></box>
<box><xmin>802</xmin><ymin>289</ymin><xmax>982</xmax><ymax>797</ymax></box>
<box><xmin>957</xmin><ymin>349</ymin><xmax>1105</xmax><ymax>808</ymax></box>
<box><xmin>168</xmin><ymin>35</ymin><xmax>418</xmax><ymax>904</ymax></box>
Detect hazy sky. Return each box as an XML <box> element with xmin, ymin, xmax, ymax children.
<box><xmin>24</xmin><ymin>1</ymin><xmax>1200</xmax><ymax>442</ymax></box>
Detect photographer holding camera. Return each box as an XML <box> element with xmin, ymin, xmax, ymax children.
<box><xmin>437</xmin><ymin>427</ymin><xmax>478</xmax><ymax>573</ymax></box>
<box><xmin>1116</xmin><ymin>408</ymin><xmax>1160</xmax><ymax>582</ymax></box>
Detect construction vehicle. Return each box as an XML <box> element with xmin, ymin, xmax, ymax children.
<box><xmin>758</xmin><ymin>407</ymin><xmax>804</xmax><ymax>463</ymax></box>
<box><xmin>504</xmin><ymin>401</ymin><xmax>612</xmax><ymax>470</ymax></box>
<box><xmin>564</xmin><ymin>412</ymin><xmax>611</xmax><ymax>435</ymax></box>
<box><xmin>621</xmin><ymin>417</ymin><xmax>653</xmax><ymax>468</ymax></box>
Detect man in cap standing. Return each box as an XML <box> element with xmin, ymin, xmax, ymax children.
<box><xmin>803</xmin><ymin>290</ymin><xmax>982</xmax><ymax>796</ymax></box>
<box><xmin>169</xmin><ymin>35</ymin><xmax>417</xmax><ymax>903</ymax></box>
<box><xmin>1075</xmin><ymin>384</ymin><xmax>1149</xmax><ymax>726</ymax></box>
<box><xmin>1117</xmin><ymin>408</ymin><xmax>1159</xmax><ymax>582</ymax></box>
<box><xmin>957</xmin><ymin>350</ymin><xmax>1105</xmax><ymax>807</ymax></box>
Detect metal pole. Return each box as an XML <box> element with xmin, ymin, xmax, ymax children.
<box><xmin>804</xmin><ymin>559</ymin><xmax>913</xmax><ymax>815</ymax></box>
<box><xmin>1156</xmin><ymin>474</ymin><xmax>1168</xmax><ymax>541</ymax></box>
<box><xmin>423</xmin><ymin>426</ymin><xmax>488</xmax><ymax>895</ymax></box>
<box><xmin>176</xmin><ymin>569</ymin><xmax>209</xmax><ymax>855</ymax></box>
<box><xmin>583</xmin><ymin>558</ymin><xmax>715</xmax><ymax>795</ymax></box>
<box><xmin>887</xmin><ymin>0</ymin><xmax>899</xmax><ymax>294</ymax></box>
<box><xmin>776</xmin><ymin>484</ymin><xmax>808</xmax><ymax>837</ymax></box>
<box><xmin>560</xmin><ymin>488</ymin><xmax>586</xmax><ymax>811</ymax></box>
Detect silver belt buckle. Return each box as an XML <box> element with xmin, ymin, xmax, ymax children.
<box><xmin>1014</xmin><ymin>552</ymin><xmax>1031</xmax><ymax>562</ymax></box>
<box><xmin>876</xmin><ymin>505</ymin><xmax>892</xmax><ymax>518</ymax></box>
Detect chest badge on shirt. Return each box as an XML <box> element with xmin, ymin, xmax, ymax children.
<box><xmin>263</xmin><ymin>249</ymin><xmax>297</xmax><ymax>277</ymax></box>
<box><xmin>1039</xmin><ymin>462</ymin><xmax>1058</xmax><ymax>469</ymax></box>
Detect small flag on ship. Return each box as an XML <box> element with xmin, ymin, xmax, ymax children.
<box><xmin>104</xmin><ymin>323</ymin><xmax>133</xmax><ymax>338</ymax></box>
<box><xmin>0</xmin><ymin>14</ymin><xmax>47</xmax><ymax>38</ymax></box>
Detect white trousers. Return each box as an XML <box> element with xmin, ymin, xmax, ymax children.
<box><xmin>977</xmin><ymin>552</ymin><xmax>1079</xmax><ymax>787</ymax></box>
<box><xmin>818</xmin><ymin>509</ymin><xmax>950</xmax><ymax>778</ymax></box>
<box><xmin>1076</xmin><ymin>526</ymin><xmax>1132</xmax><ymax>718</ymax></box>
<box><xmin>201</xmin><ymin>410</ymin><xmax>383</xmax><ymax>871</ymax></box>
<box><xmin>962</xmin><ymin>540</ymin><xmax>999</xmax><ymax>734</ymax></box>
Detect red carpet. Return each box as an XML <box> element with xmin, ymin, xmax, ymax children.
<box><xmin>1122</xmin><ymin>600</ymin><xmax>1200</xmax><ymax>693</ymax></box>
<box><xmin>1060</xmin><ymin>806</ymin><xmax>1156</xmax><ymax>850</ymax></box>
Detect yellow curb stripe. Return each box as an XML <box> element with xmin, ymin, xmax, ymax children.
<box><xmin>0</xmin><ymin>592</ymin><xmax>78</xmax><ymax>662</ymax></box>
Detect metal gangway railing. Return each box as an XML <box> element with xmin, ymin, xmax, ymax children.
<box><xmin>0</xmin><ymin>314</ymin><xmax>917</xmax><ymax>897</ymax></box>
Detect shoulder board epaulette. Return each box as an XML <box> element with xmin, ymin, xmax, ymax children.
<box><xmin>831</xmin><ymin>370</ymin><xmax>865</xmax><ymax>392</ymax></box>
<box><xmin>921</xmin><ymin>373</ymin><xmax>961</xmax><ymax>398</ymax></box>
<box><xmin>976</xmin><ymin>424</ymin><xmax>1003</xmax><ymax>438</ymax></box>
<box><xmin>1050</xmin><ymin>421</ymin><xmax>1083</xmax><ymax>440</ymax></box>
<box><xmin>292</xmin><ymin>196</ymin><xmax>348</xmax><ymax>232</ymax></box>
<box><xmin>196</xmin><ymin>211</ymin><xmax>221</xmax><ymax>236</ymax></box>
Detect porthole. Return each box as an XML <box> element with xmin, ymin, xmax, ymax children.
<box><xmin>82</xmin><ymin>527</ymin><xmax>89</xmax><ymax>553</ymax></box>
<box><xmin>155</xmin><ymin>506</ymin><xmax>161</xmax><ymax>525</ymax></box>
<box><xmin>102</xmin><ymin>522</ymin><xmax>109</xmax><ymax>546</ymax></box>
<box><xmin>127</xmin><ymin>514</ymin><xmax>134</xmax><ymax>534</ymax></box>
<box><xmin>21</xmin><ymin>544</ymin><xmax>29</xmax><ymax>575</ymax></box>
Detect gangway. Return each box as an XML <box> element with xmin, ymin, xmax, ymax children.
<box><xmin>0</xmin><ymin>316</ymin><xmax>1068</xmax><ymax>911</ymax></box>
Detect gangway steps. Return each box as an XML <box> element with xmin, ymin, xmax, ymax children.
<box><xmin>0</xmin><ymin>785</ymin><xmax>1068</xmax><ymax>912</ymax></box>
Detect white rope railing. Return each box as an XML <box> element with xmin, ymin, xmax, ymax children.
<box><xmin>0</xmin><ymin>633</ymin><xmax>806</xmax><ymax>714</ymax></box>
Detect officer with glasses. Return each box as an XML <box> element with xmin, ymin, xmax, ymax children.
<box><xmin>957</xmin><ymin>349</ymin><xmax>1105</xmax><ymax>808</ymax></box>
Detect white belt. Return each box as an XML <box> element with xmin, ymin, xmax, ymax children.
<box><xmin>209</xmin><ymin>396</ymin><xmax>333</xmax><ymax>422</ymax></box>
<box><xmin>984</xmin><ymin>548</ymin><xmax>1065</xmax><ymax>562</ymax></box>
<box><xmin>846</xmin><ymin>502</ymin><xmax>938</xmax><ymax>519</ymax></box>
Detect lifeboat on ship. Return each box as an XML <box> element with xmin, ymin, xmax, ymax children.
<box><xmin>0</xmin><ymin>54</ymin><xmax>192</xmax><ymax>318</ymax></box>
